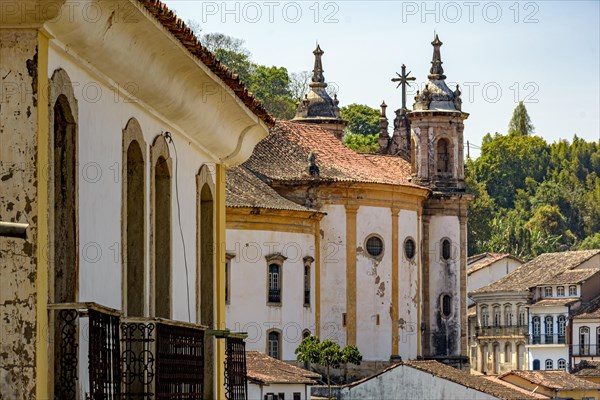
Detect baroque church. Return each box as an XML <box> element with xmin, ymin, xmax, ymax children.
<box><xmin>225</xmin><ymin>35</ymin><xmax>472</xmax><ymax>372</ymax></box>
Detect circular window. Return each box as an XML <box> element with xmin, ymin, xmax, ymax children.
<box><xmin>404</xmin><ymin>238</ymin><xmax>416</xmax><ymax>260</ymax></box>
<box><xmin>365</xmin><ymin>235</ymin><xmax>384</xmax><ymax>257</ymax></box>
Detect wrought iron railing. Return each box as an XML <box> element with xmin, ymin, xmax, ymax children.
<box><xmin>224</xmin><ymin>336</ymin><xmax>248</xmax><ymax>400</ymax></box>
<box><xmin>571</xmin><ymin>344</ymin><xmax>600</xmax><ymax>356</ymax></box>
<box><xmin>475</xmin><ymin>325</ymin><xmax>529</xmax><ymax>337</ymax></box>
<box><xmin>268</xmin><ymin>289</ymin><xmax>281</xmax><ymax>303</ymax></box>
<box><xmin>529</xmin><ymin>334</ymin><xmax>566</xmax><ymax>345</ymax></box>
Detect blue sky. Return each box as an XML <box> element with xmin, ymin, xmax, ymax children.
<box><xmin>164</xmin><ymin>1</ymin><xmax>599</xmax><ymax>157</ymax></box>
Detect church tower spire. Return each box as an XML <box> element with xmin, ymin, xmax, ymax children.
<box><xmin>428</xmin><ymin>34</ymin><xmax>446</xmax><ymax>80</ymax></box>
<box><xmin>292</xmin><ymin>44</ymin><xmax>348</xmax><ymax>140</ymax></box>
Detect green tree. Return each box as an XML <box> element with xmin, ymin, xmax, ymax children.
<box><xmin>295</xmin><ymin>335</ymin><xmax>362</xmax><ymax>399</ymax></box>
<box><xmin>343</xmin><ymin>133</ymin><xmax>379</xmax><ymax>153</ymax></box>
<box><xmin>247</xmin><ymin>65</ymin><xmax>296</xmax><ymax>119</ymax></box>
<box><xmin>340</xmin><ymin>104</ymin><xmax>380</xmax><ymax>136</ymax></box>
<box><xmin>508</xmin><ymin>101</ymin><xmax>534</xmax><ymax>136</ymax></box>
<box><xmin>577</xmin><ymin>233</ymin><xmax>600</xmax><ymax>250</ymax></box>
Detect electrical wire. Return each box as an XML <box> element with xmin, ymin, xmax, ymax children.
<box><xmin>164</xmin><ymin>131</ymin><xmax>192</xmax><ymax>323</ymax></box>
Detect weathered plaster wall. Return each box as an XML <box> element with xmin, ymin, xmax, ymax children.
<box><xmin>319</xmin><ymin>204</ymin><xmax>348</xmax><ymax>347</ymax></box>
<box><xmin>397</xmin><ymin>209</ymin><xmax>420</xmax><ymax>360</ymax></box>
<box><xmin>0</xmin><ymin>30</ymin><xmax>40</xmax><ymax>399</ymax></box>
<box><xmin>249</xmin><ymin>382</ymin><xmax>308</xmax><ymax>400</ymax></box>
<box><xmin>427</xmin><ymin>214</ymin><xmax>462</xmax><ymax>357</ymax></box>
<box><xmin>468</xmin><ymin>259</ymin><xmax>522</xmax><ymax>306</ymax></box>
<box><xmin>225</xmin><ymin>229</ymin><xmax>316</xmax><ymax>360</ymax></box>
<box><xmin>355</xmin><ymin>206</ymin><xmax>392</xmax><ymax>360</ymax></box>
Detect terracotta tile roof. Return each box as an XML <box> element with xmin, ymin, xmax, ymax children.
<box><xmin>246</xmin><ymin>351</ymin><xmax>320</xmax><ymax>385</ymax></box>
<box><xmin>471</xmin><ymin>250</ymin><xmax>600</xmax><ymax>295</ymax></box>
<box><xmin>467</xmin><ymin>253</ymin><xmax>523</xmax><ymax>276</ymax></box>
<box><xmin>482</xmin><ymin>376</ymin><xmax>550</xmax><ymax>399</ymax></box>
<box><xmin>529</xmin><ymin>298</ymin><xmax>579</xmax><ymax>307</ymax></box>
<box><xmin>539</xmin><ymin>268</ymin><xmax>600</xmax><ymax>285</ymax></box>
<box><xmin>226</xmin><ymin>166</ymin><xmax>319</xmax><ymax>213</ymax></box>
<box><xmin>573</xmin><ymin>295</ymin><xmax>600</xmax><ymax>319</ymax></box>
<box><xmin>499</xmin><ymin>370</ymin><xmax>600</xmax><ymax>391</ymax></box>
<box><xmin>243</xmin><ymin>121</ymin><xmax>426</xmax><ymax>188</ymax></box>
<box><xmin>573</xmin><ymin>360</ymin><xmax>600</xmax><ymax>377</ymax></box>
<box><xmin>402</xmin><ymin>361</ymin><xmax>541</xmax><ymax>400</ymax></box>
<box><xmin>138</xmin><ymin>0</ymin><xmax>274</xmax><ymax>126</ymax></box>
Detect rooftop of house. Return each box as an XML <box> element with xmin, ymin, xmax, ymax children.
<box><xmin>139</xmin><ymin>0</ymin><xmax>274</xmax><ymax>126</ymax></box>
<box><xmin>343</xmin><ymin>360</ymin><xmax>540</xmax><ymax>400</ymax></box>
<box><xmin>529</xmin><ymin>298</ymin><xmax>579</xmax><ymax>307</ymax></box>
<box><xmin>471</xmin><ymin>250</ymin><xmax>600</xmax><ymax>295</ymax></box>
<box><xmin>467</xmin><ymin>253</ymin><xmax>523</xmax><ymax>276</ymax></box>
<box><xmin>537</xmin><ymin>268</ymin><xmax>600</xmax><ymax>285</ymax></box>
<box><xmin>243</xmin><ymin>120</ymin><xmax>424</xmax><ymax>188</ymax></box>
<box><xmin>481</xmin><ymin>376</ymin><xmax>550</xmax><ymax>399</ymax></box>
<box><xmin>499</xmin><ymin>370</ymin><xmax>600</xmax><ymax>391</ymax></box>
<box><xmin>246</xmin><ymin>351</ymin><xmax>321</xmax><ymax>385</ymax></box>
<box><xmin>573</xmin><ymin>295</ymin><xmax>600</xmax><ymax>319</ymax></box>
<box><xmin>226</xmin><ymin>165</ymin><xmax>320</xmax><ymax>213</ymax></box>
<box><xmin>573</xmin><ymin>360</ymin><xmax>600</xmax><ymax>377</ymax></box>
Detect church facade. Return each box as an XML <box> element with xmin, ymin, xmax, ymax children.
<box><xmin>225</xmin><ymin>36</ymin><xmax>471</xmax><ymax>371</ymax></box>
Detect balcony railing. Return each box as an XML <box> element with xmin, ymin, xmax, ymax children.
<box><xmin>529</xmin><ymin>334</ymin><xmax>566</xmax><ymax>345</ymax></box>
<box><xmin>571</xmin><ymin>344</ymin><xmax>600</xmax><ymax>356</ymax></box>
<box><xmin>268</xmin><ymin>289</ymin><xmax>281</xmax><ymax>304</ymax></box>
<box><xmin>50</xmin><ymin>302</ymin><xmax>248</xmax><ymax>400</ymax></box>
<box><xmin>475</xmin><ymin>325</ymin><xmax>529</xmax><ymax>337</ymax></box>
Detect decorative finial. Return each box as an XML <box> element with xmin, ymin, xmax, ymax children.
<box><xmin>428</xmin><ymin>33</ymin><xmax>446</xmax><ymax>80</ymax></box>
<box><xmin>308</xmin><ymin>152</ymin><xmax>320</xmax><ymax>177</ymax></box>
<box><xmin>311</xmin><ymin>44</ymin><xmax>325</xmax><ymax>84</ymax></box>
<box><xmin>380</xmin><ymin>101</ymin><xmax>387</xmax><ymax>117</ymax></box>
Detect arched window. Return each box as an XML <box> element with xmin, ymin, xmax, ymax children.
<box><xmin>518</xmin><ymin>306</ymin><xmax>527</xmax><ymax>326</ymax></box>
<box><xmin>404</xmin><ymin>238</ymin><xmax>416</xmax><ymax>260</ymax></box>
<box><xmin>481</xmin><ymin>306</ymin><xmax>490</xmax><ymax>327</ymax></box>
<box><xmin>557</xmin><ymin>286</ymin><xmax>565</xmax><ymax>297</ymax></box>
<box><xmin>303</xmin><ymin>256</ymin><xmax>314</xmax><ymax>307</ymax></box>
<box><xmin>580</xmin><ymin>326</ymin><xmax>590</xmax><ymax>355</ymax></box>
<box><xmin>532</xmin><ymin>359</ymin><xmax>540</xmax><ymax>370</ymax></box>
<box><xmin>557</xmin><ymin>316</ymin><xmax>566</xmax><ymax>343</ymax></box>
<box><xmin>504</xmin><ymin>305</ymin><xmax>513</xmax><ymax>326</ymax></box>
<box><xmin>410</xmin><ymin>138</ymin><xmax>417</xmax><ymax>174</ymax></box>
<box><xmin>558</xmin><ymin>359</ymin><xmax>566</xmax><ymax>370</ymax></box>
<box><xmin>493</xmin><ymin>306</ymin><xmax>501</xmax><ymax>327</ymax></box>
<box><xmin>268</xmin><ymin>330</ymin><xmax>281</xmax><ymax>360</ymax></box>
<box><xmin>154</xmin><ymin>152</ymin><xmax>171</xmax><ymax>319</ymax></box>
<box><xmin>532</xmin><ymin>317</ymin><xmax>541</xmax><ymax>344</ymax></box>
<box><xmin>545</xmin><ymin>359</ymin><xmax>553</xmax><ymax>370</ymax></box>
<box><xmin>441</xmin><ymin>294</ymin><xmax>452</xmax><ymax>317</ymax></box>
<box><xmin>441</xmin><ymin>239</ymin><xmax>451</xmax><ymax>261</ymax></box>
<box><xmin>436</xmin><ymin>138</ymin><xmax>451</xmax><ymax>174</ymax></box>
<box><xmin>504</xmin><ymin>342</ymin><xmax>511</xmax><ymax>364</ymax></box>
<box><xmin>569</xmin><ymin>285</ymin><xmax>577</xmax><ymax>296</ymax></box>
<box><xmin>544</xmin><ymin>287</ymin><xmax>552</xmax><ymax>297</ymax></box>
<box><xmin>597</xmin><ymin>327</ymin><xmax>600</xmax><ymax>355</ymax></box>
<box><xmin>545</xmin><ymin>316</ymin><xmax>554</xmax><ymax>344</ymax></box>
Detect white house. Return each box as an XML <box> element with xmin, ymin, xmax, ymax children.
<box><xmin>468</xmin><ymin>253</ymin><xmax>523</xmax><ymax>306</ymax></box>
<box><xmin>225</xmin><ymin>37</ymin><xmax>472</xmax><ymax>375</ymax></box>
<box><xmin>571</xmin><ymin>296</ymin><xmax>600</xmax><ymax>368</ymax></box>
<box><xmin>0</xmin><ymin>1</ymin><xmax>270</xmax><ymax>398</ymax></box>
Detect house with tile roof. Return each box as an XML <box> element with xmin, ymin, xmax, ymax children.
<box><xmin>246</xmin><ymin>351</ymin><xmax>320</xmax><ymax>400</ymax></box>
<box><xmin>225</xmin><ymin>36</ymin><xmax>472</xmax><ymax>376</ymax></box>
<box><xmin>0</xmin><ymin>1</ymin><xmax>271</xmax><ymax>398</ymax></box>
<box><xmin>499</xmin><ymin>370</ymin><xmax>600</xmax><ymax>400</ymax></box>
<box><xmin>469</xmin><ymin>250</ymin><xmax>600</xmax><ymax>375</ymax></box>
<box><xmin>571</xmin><ymin>296</ymin><xmax>600</xmax><ymax>369</ymax></box>
<box><xmin>312</xmin><ymin>360</ymin><xmax>542</xmax><ymax>399</ymax></box>
<box><xmin>573</xmin><ymin>360</ymin><xmax>600</xmax><ymax>384</ymax></box>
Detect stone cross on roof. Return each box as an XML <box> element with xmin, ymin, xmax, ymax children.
<box><xmin>391</xmin><ymin>64</ymin><xmax>416</xmax><ymax>110</ymax></box>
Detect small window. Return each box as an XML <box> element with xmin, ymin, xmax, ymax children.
<box><xmin>304</xmin><ymin>265</ymin><xmax>310</xmax><ymax>306</ymax></box>
<box><xmin>544</xmin><ymin>287</ymin><xmax>552</xmax><ymax>297</ymax></box>
<box><xmin>303</xmin><ymin>330</ymin><xmax>311</xmax><ymax>339</ymax></box>
<box><xmin>493</xmin><ymin>306</ymin><xmax>501</xmax><ymax>327</ymax></box>
<box><xmin>268</xmin><ymin>331</ymin><xmax>281</xmax><ymax>360</ymax></box>
<box><xmin>293</xmin><ymin>393</ymin><xmax>301</xmax><ymax>400</ymax></box>
<box><xmin>342</xmin><ymin>313</ymin><xmax>347</xmax><ymax>327</ymax></box>
<box><xmin>365</xmin><ymin>235</ymin><xmax>384</xmax><ymax>257</ymax></box>
<box><xmin>532</xmin><ymin>359</ymin><xmax>540</xmax><ymax>370</ymax></box>
<box><xmin>441</xmin><ymin>239</ymin><xmax>451</xmax><ymax>261</ymax></box>
<box><xmin>404</xmin><ymin>238</ymin><xmax>416</xmax><ymax>260</ymax></box>
<box><xmin>481</xmin><ymin>306</ymin><xmax>490</xmax><ymax>327</ymax></box>
<box><xmin>545</xmin><ymin>359</ymin><xmax>553</xmax><ymax>370</ymax></box>
<box><xmin>518</xmin><ymin>306</ymin><xmax>527</xmax><ymax>326</ymax></box>
<box><xmin>268</xmin><ymin>264</ymin><xmax>281</xmax><ymax>304</ymax></box>
<box><xmin>557</xmin><ymin>286</ymin><xmax>565</xmax><ymax>297</ymax></box>
<box><xmin>558</xmin><ymin>359</ymin><xmax>566</xmax><ymax>370</ymax></box>
<box><xmin>569</xmin><ymin>285</ymin><xmax>577</xmax><ymax>296</ymax></box>
<box><xmin>225</xmin><ymin>258</ymin><xmax>231</xmax><ymax>304</ymax></box>
<box><xmin>441</xmin><ymin>294</ymin><xmax>452</xmax><ymax>317</ymax></box>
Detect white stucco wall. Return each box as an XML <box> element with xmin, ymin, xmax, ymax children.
<box><xmin>468</xmin><ymin>258</ymin><xmax>522</xmax><ymax>306</ymax></box>
<box><xmin>527</xmin><ymin>304</ymin><xmax>570</xmax><ymax>370</ymax></box>
<box><xmin>226</xmin><ymin>229</ymin><xmax>316</xmax><ymax>360</ymax></box>
<box><xmin>49</xmin><ymin>47</ymin><xmax>216</xmax><ymax>322</ymax></box>
<box><xmin>356</xmin><ymin>206</ymin><xmax>393</xmax><ymax>360</ymax></box>
<box><xmin>319</xmin><ymin>204</ymin><xmax>348</xmax><ymax>347</ymax></box>
<box><xmin>248</xmin><ymin>382</ymin><xmax>308</xmax><ymax>400</ymax></box>
<box><xmin>334</xmin><ymin>364</ymin><xmax>498</xmax><ymax>400</ymax></box>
